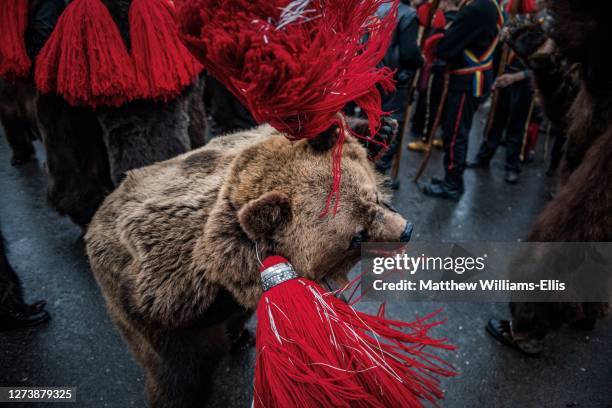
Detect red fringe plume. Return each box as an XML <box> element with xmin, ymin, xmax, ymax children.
<box><xmin>178</xmin><ymin>0</ymin><xmax>397</xmax><ymax>214</ymax></box>
<box><xmin>417</xmin><ymin>2</ymin><xmax>446</xmax><ymax>31</ymax></box>
<box><xmin>255</xmin><ymin>257</ymin><xmax>455</xmax><ymax>408</ymax></box>
<box><xmin>35</xmin><ymin>0</ymin><xmax>135</xmax><ymax>108</ymax></box>
<box><xmin>129</xmin><ymin>0</ymin><xmax>204</xmax><ymax>100</ymax></box>
<box><xmin>506</xmin><ymin>0</ymin><xmax>538</xmax><ymax>14</ymax></box>
<box><xmin>0</xmin><ymin>0</ymin><xmax>31</xmax><ymax>81</ymax></box>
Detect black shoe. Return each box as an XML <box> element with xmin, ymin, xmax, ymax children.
<box><xmin>0</xmin><ymin>308</ymin><xmax>50</xmax><ymax>331</ymax></box>
<box><xmin>431</xmin><ymin>176</ymin><xmax>444</xmax><ymax>185</ymax></box>
<box><xmin>505</xmin><ymin>170</ymin><xmax>519</xmax><ymax>184</ymax></box>
<box><xmin>422</xmin><ymin>182</ymin><xmax>462</xmax><ymax>201</ymax></box>
<box><xmin>486</xmin><ymin>319</ymin><xmax>542</xmax><ymax>357</ymax></box>
<box><xmin>466</xmin><ymin>159</ymin><xmax>489</xmax><ymax>169</ymax></box>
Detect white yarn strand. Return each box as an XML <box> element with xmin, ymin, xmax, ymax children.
<box><xmin>276</xmin><ymin>0</ymin><xmax>320</xmax><ymax>30</ymax></box>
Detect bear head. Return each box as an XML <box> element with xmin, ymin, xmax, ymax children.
<box><xmin>192</xmin><ymin>125</ymin><xmax>412</xmax><ymax>307</ymax></box>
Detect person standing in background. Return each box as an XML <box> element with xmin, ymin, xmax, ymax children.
<box><xmin>467</xmin><ymin>1</ymin><xmax>541</xmax><ymax>184</ymax></box>
<box><xmin>375</xmin><ymin>0</ymin><xmax>424</xmax><ymax>173</ymax></box>
<box><xmin>408</xmin><ymin>0</ymin><xmax>460</xmax><ymax>153</ymax></box>
<box><xmin>423</xmin><ymin>0</ymin><xmax>503</xmax><ymax>201</ymax></box>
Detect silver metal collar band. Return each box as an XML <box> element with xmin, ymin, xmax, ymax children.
<box><xmin>261</xmin><ymin>262</ymin><xmax>298</xmax><ymax>291</ymax></box>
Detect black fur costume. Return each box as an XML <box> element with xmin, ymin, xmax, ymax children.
<box><xmin>506</xmin><ymin>0</ymin><xmax>611</xmax><ymax>339</ymax></box>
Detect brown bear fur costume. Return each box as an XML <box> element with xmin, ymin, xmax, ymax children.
<box><xmin>507</xmin><ymin>0</ymin><xmax>611</xmax><ymax>338</ymax></box>
<box><xmin>85</xmin><ymin>125</ymin><xmax>411</xmax><ymax>407</ymax></box>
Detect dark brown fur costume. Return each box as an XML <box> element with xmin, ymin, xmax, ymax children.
<box><xmin>85</xmin><ymin>126</ymin><xmax>411</xmax><ymax>407</ymax></box>
<box><xmin>508</xmin><ymin>0</ymin><xmax>611</xmax><ymax>337</ymax></box>
<box><xmin>35</xmin><ymin>0</ymin><xmax>207</xmax><ymax>227</ymax></box>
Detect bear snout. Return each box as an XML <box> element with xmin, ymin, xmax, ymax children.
<box><xmin>400</xmin><ymin>222</ymin><xmax>414</xmax><ymax>243</ymax></box>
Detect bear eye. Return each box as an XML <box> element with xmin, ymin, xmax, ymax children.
<box><xmin>349</xmin><ymin>229</ymin><xmax>368</xmax><ymax>250</ymax></box>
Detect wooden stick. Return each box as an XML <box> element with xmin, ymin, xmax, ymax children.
<box><xmin>390</xmin><ymin>70</ymin><xmax>421</xmax><ymax>182</ymax></box>
<box><xmin>519</xmin><ymin>98</ymin><xmax>536</xmax><ymax>162</ymax></box>
<box><xmin>413</xmin><ymin>71</ymin><xmax>449</xmax><ymax>182</ymax></box>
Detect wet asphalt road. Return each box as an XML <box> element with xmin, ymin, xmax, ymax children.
<box><xmin>0</xmin><ymin>109</ymin><xmax>611</xmax><ymax>408</ymax></box>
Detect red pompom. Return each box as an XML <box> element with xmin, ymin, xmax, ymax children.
<box><xmin>178</xmin><ymin>0</ymin><xmax>397</xmax><ymax>214</ymax></box>
<box><xmin>506</xmin><ymin>0</ymin><xmax>537</xmax><ymax>14</ymax></box>
<box><xmin>417</xmin><ymin>2</ymin><xmax>446</xmax><ymax>31</ymax></box>
<box><xmin>255</xmin><ymin>256</ymin><xmax>456</xmax><ymax>408</ymax></box>
<box><xmin>0</xmin><ymin>0</ymin><xmax>31</xmax><ymax>81</ymax></box>
<box><xmin>129</xmin><ymin>0</ymin><xmax>204</xmax><ymax>101</ymax></box>
<box><xmin>35</xmin><ymin>0</ymin><xmax>136</xmax><ymax>108</ymax></box>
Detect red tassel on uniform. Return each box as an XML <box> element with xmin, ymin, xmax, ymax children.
<box><xmin>417</xmin><ymin>2</ymin><xmax>446</xmax><ymax>31</ymax></box>
<box><xmin>35</xmin><ymin>0</ymin><xmax>135</xmax><ymax>108</ymax></box>
<box><xmin>255</xmin><ymin>256</ymin><xmax>456</xmax><ymax>408</ymax></box>
<box><xmin>178</xmin><ymin>0</ymin><xmax>397</xmax><ymax>215</ymax></box>
<box><xmin>0</xmin><ymin>0</ymin><xmax>31</xmax><ymax>81</ymax></box>
<box><xmin>506</xmin><ymin>0</ymin><xmax>537</xmax><ymax>14</ymax></box>
<box><xmin>129</xmin><ymin>0</ymin><xmax>204</xmax><ymax>101</ymax></box>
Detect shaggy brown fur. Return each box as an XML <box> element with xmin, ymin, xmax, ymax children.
<box><xmin>85</xmin><ymin>125</ymin><xmax>410</xmax><ymax>407</ymax></box>
<box><xmin>508</xmin><ymin>0</ymin><xmax>611</xmax><ymax>337</ymax></box>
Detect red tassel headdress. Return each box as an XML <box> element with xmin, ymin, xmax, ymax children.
<box><xmin>255</xmin><ymin>256</ymin><xmax>455</xmax><ymax>407</ymax></box>
<box><xmin>35</xmin><ymin>0</ymin><xmax>203</xmax><ymax>108</ymax></box>
<box><xmin>0</xmin><ymin>0</ymin><xmax>31</xmax><ymax>81</ymax></box>
<box><xmin>129</xmin><ymin>0</ymin><xmax>203</xmax><ymax>100</ymax></box>
<box><xmin>35</xmin><ymin>0</ymin><xmax>136</xmax><ymax>108</ymax></box>
<box><xmin>506</xmin><ymin>0</ymin><xmax>537</xmax><ymax>14</ymax></box>
<box><xmin>178</xmin><ymin>0</ymin><xmax>398</xmax><ymax>213</ymax></box>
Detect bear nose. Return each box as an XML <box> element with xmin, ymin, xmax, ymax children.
<box><xmin>399</xmin><ymin>222</ymin><xmax>414</xmax><ymax>242</ymax></box>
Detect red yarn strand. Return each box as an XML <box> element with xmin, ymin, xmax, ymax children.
<box><xmin>129</xmin><ymin>0</ymin><xmax>204</xmax><ymax>101</ymax></box>
<box><xmin>255</xmin><ymin>277</ymin><xmax>456</xmax><ymax>408</ymax></box>
<box><xmin>35</xmin><ymin>0</ymin><xmax>136</xmax><ymax>108</ymax></box>
<box><xmin>0</xmin><ymin>0</ymin><xmax>31</xmax><ymax>81</ymax></box>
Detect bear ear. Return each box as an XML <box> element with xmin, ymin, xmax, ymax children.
<box><xmin>308</xmin><ymin>124</ymin><xmax>340</xmax><ymax>152</ymax></box>
<box><xmin>238</xmin><ymin>191</ymin><xmax>291</xmax><ymax>241</ymax></box>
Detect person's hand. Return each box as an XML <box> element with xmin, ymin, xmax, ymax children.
<box><xmin>494</xmin><ymin>72</ymin><xmax>524</xmax><ymax>89</ymax></box>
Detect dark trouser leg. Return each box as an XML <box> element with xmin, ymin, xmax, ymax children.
<box><xmin>503</xmin><ymin>80</ymin><xmax>533</xmax><ymax>172</ymax></box>
<box><xmin>476</xmin><ymin>87</ymin><xmax>510</xmax><ymax>164</ymax></box>
<box><xmin>0</xmin><ymin>228</ymin><xmax>49</xmax><ymax>330</ymax></box>
<box><xmin>37</xmin><ymin>94</ymin><xmax>113</xmax><ymax>227</ymax></box>
<box><xmin>0</xmin><ymin>231</ymin><xmax>26</xmax><ymax>316</ymax></box>
<box><xmin>425</xmin><ymin>71</ymin><xmax>446</xmax><ymax>138</ymax></box>
<box><xmin>441</xmin><ymin>87</ymin><xmax>477</xmax><ymax>190</ymax></box>
<box><xmin>411</xmin><ymin>88</ymin><xmax>427</xmax><ymax>137</ymax></box>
